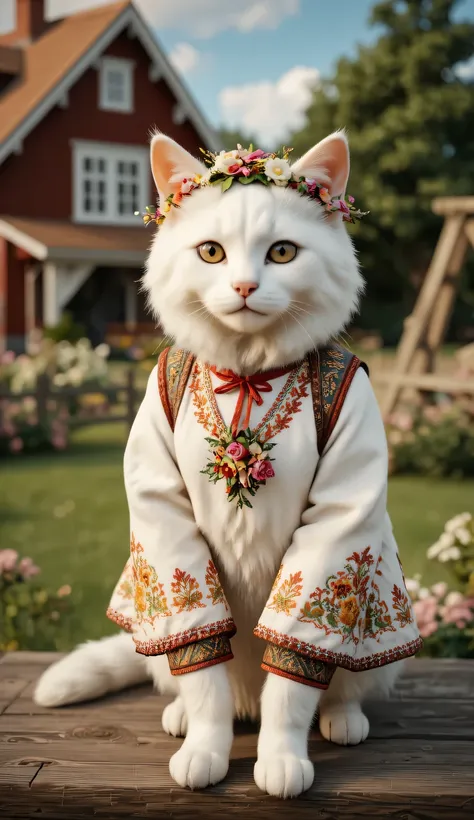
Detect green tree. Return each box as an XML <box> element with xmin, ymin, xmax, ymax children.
<box><xmin>291</xmin><ymin>0</ymin><xmax>474</xmax><ymax>342</ymax></box>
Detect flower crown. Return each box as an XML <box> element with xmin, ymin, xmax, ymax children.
<box><xmin>137</xmin><ymin>145</ymin><xmax>368</xmax><ymax>228</ymax></box>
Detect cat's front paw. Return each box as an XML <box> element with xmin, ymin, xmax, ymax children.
<box><xmin>319</xmin><ymin>702</ymin><xmax>370</xmax><ymax>745</ymax></box>
<box><xmin>169</xmin><ymin>740</ymin><xmax>229</xmax><ymax>789</ymax></box>
<box><xmin>254</xmin><ymin>754</ymin><xmax>314</xmax><ymax>798</ymax></box>
<box><xmin>162</xmin><ymin>696</ymin><xmax>187</xmax><ymax>737</ymax></box>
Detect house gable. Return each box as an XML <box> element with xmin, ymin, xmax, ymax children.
<box><xmin>0</xmin><ymin>8</ymin><xmax>217</xmax><ymax>222</ymax></box>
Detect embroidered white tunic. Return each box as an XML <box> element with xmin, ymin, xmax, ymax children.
<box><xmin>108</xmin><ymin>356</ymin><xmax>421</xmax><ymax>671</ymax></box>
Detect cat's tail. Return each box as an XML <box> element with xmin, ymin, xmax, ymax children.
<box><xmin>34</xmin><ymin>632</ymin><xmax>150</xmax><ymax>708</ymax></box>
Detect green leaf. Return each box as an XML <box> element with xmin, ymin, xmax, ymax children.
<box><xmin>238</xmin><ymin>176</ymin><xmax>256</xmax><ymax>184</ymax></box>
<box><xmin>221</xmin><ymin>176</ymin><xmax>234</xmax><ymax>192</ymax></box>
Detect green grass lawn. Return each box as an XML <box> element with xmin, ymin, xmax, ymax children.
<box><xmin>1</xmin><ymin>423</ymin><xmax>473</xmax><ymax>649</ymax></box>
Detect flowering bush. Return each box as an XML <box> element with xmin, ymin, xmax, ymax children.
<box><xmin>387</xmin><ymin>404</ymin><xmax>474</xmax><ymax>478</ymax></box>
<box><xmin>0</xmin><ymin>549</ymin><xmax>73</xmax><ymax>651</ymax></box>
<box><xmin>407</xmin><ymin>513</ymin><xmax>474</xmax><ymax>658</ymax></box>
<box><xmin>0</xmin><ymin>334</ymin><xmax>110</xmax><ymax>456</ymax></box>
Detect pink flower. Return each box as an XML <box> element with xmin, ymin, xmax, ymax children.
<box><xmin>227</xmin><ymin>163</ymin><xmax>243</xmax><ymax>174</ymax></box>
<box><xmin>250</xmin><ymin>460</ymin><xmax>275</xmax><ymax>482</ymax></box>
<box><xmin>388</xmin><ymin>411</ymin><xmax>413</xmax><ymax>432</ymax></box>
<box><xmin>240</xmin><ymin>166</ymin><xmax>252</xmax><ymax>176</ymax></box>
<box><xmin>348</xmin><ymin>195</ymin><xmax>355</xmax><ymax>204</ymax></box>
<box><xmin>57</xmin><ymin>584</ymin><xmax>72</xmax><ymax>597</ymax></box>
<box><xmin>52</xmin><ymin>435</ymin><xmax>67</xmax><ymax>450</ymax></box>
<box><xmin>1</xmin><ymin>350</ymin><xmax>15</xmax><ymax>364</ymax></box>
<box><xmin>336</xmin><ymin>199</ymin><xmax>351</xmax><ymax>215</ymax></box>
<box><xmin>19</xmin><ymin>556</ymin><xmax>40</xmax><ymax>578</ymax></box>
<box><xmin>413</xmin><ymin>596</ymin><xmax>439</xmax><ymax>638</ymax></box>
<box><xmin>226</xmin><ymin>441</ymin><xmax>249</xmax><ymax>461</ymax></box>
<box><xmin>244</xmin><ymin>149</ymin><xmax>269</xmax><ymax>162</ymax></box>
<box><xmin>442</xmin><ymin>597</ymin><xmax>474</xmax><ymax>626</ymax></box>
<box><xmin>318</xmin><ymin>186</ymin><xmax>331</xmax><ymax>203</ymax></box>
<box><xmin>0</xmin><ymin>549</ymin><xmax>19</xmax><ymax>573</ymax></box>
<box><xmin>9</xmin><ymin>437</ymin><xmax>23</xmax><ymax>453</ymax></box>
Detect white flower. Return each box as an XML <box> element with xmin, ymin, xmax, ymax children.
<box><xmin>405</xmin><ymin>578</ymin><xmax>420</xmax><ymax>595</ymax></box>
<box><xmin>438</xmin><ymin>546</ymin><xmax>461</xmax><ymax>563</ymax></box>
<box><xmin>445</xmin><ymin>512</ymin><xmax>472</xmax><ymax>533</ymax></box>
<box><xmin>454</xmin><ymin>526</ymin><xmax>472</xmax><ymax>546</ymax></box>
<box><xmin>53</xmin><ymin>373</ymin><xmax>67</xmax><ymax>387</ymax></box>
<box><xmin>94</xmin><ymin>343</ymin><xmax>110</xmax><ymax>359</ymax></box>
<box><xmin>264</xmin><ymin>157</ymin><xmax>292</xmax><ymax>185</ymax></box>
<box><xmin>445</xmin><ymin>591</ymin><xmax>464</xmax><ymax>607</ymax></box>
<box><xmin>418</xmin><ymin>587</ymin><xmax>431</xmax><ymax>600</ymax></box>
<box><xmin>431</xmin><ymin>582</ymin><xmax>448</xmax><ymax>599</ymax></box>
<box><xmin>427</xmin><ymin>541</ymin><xmax>443</xmax><ymax>559</ymax></box>
<box><xmin>213</xmin><ymin>150</ymin><xmax>242</xmax><ymax>174</ymax></box>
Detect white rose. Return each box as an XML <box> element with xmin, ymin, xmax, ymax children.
<box><xmin>431</xmin><ymin>582</ymin><xmax>448</xmax><ymax>599</ymax></box>
<box><xmin>418</xmin><ymin>587</ymin><xmax>431</xmax><ymax>600</ymax></box>
<box><xmin>94</xmin><ymin>343</ymin><xmax>110</xmax><ymax>359</ymax></box>
<box><xmin>427</xmin><ymin>540</ymin><xmax>444</xmax><ymax>559</ymax></box>
<box><xmin>454</xmin><ymin>527</ymin><xmax>472</xmax><ymax>546</ymax></box>
<box><xmin>213</xmin><ymin>151</ymin><xmax>242</xmax><ymax>174</ymax></box>
<box><xmin>264</xmin><ymin>157</ymin><xmax>292</xmax><ymax>185</ymax></box>
<box><xmin>445</xmin><ymin>512</ymin><xmax>472</xmax><ymax>533</ymax></box>
<box><xmin>405</xmin><ymin>578</ymin><xmax>420</xmax><ymax>595</ymax></box>
<box><xmin>445</xmin><ymin>591</ymin><xmax>464</xmax><ymax>607</ymax></box>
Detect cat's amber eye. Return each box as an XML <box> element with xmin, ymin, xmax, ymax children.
<box><xmin>197</xmin><ymin>241</ymin><xmax>226</xmax><ymax>264</ymax></box>
<box><xmin>267</xmin><ymin>241</ymin><xmax>298</xmax><ymax>264</ymax></box>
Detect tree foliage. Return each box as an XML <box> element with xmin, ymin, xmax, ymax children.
<box><xmin>290</xmin><ymin>0</ymin><xmax>474</xmax><ymax>340</ymax></box>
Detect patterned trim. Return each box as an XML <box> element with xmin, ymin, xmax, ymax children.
<box><xmin>309</xmin><ymin>351</ymin><xmax>324</xmax><ymax>449</ymax></box>
<box><xmin>167</xmin><ymin>635</ymin><xmax>233</xmax><ymax>676</ymax></box>
<box><xmin>158</xmin><ymin>347</ymin><xmax>195</xmax><ymax>432</ymax></box>
<box><xmin>317</xmin><ymin>346</ymin><xmax>368</xmax><ymax>454</ymax></box>
<box><xmin>254</xmin><ymin>625</ymin><xmax>423</xmax><ymax>671</ymax></box>
<box><xmin>262</xmin><ymin>643</ymin><xmax>335</xmax><ymax>689</ymax></box>
<box><xmin>106</xmin><ymin>607</ymin><xmax>134</xmax><ymax>633</ymax></box>
<box><xmin>133</xmin><ymin>617</ymin><xmax>236</xmax><ymax>656</ymax></box>
<box><xmin>158</xmin><ymin>347</ymin><xmax>173</xmax><ymax>430</ymax></box>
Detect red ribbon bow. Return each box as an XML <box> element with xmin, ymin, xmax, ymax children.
<box><xmin>210</xmin><ymin>365</ymin><xmax>294</xmax><ymax>437</ymax></box>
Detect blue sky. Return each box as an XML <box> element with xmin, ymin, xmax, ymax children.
<box><xmin>1</xmin><ymin>0</ymin><xmax>474</xmax><ymax>142</ymax></box>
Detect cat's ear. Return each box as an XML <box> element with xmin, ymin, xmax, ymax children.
<box><xmin>150</xmin><ymin>133</ymin><xmax>205</xmax><ymax>204</ymax></box>
<box><xmin>292</xmin><ymin>130</ymin><xmax>350</xmax><ymax>198</ymax></box>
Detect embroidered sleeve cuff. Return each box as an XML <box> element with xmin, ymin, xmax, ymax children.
<box><xmin>261</xmin><ymin>643</ymin><xmax>336</xmax><ymax>689</ymax></box>
<box><xmin>167</xmin><ymin>635</ymin><xmax>234</xmax><ymax>676</ymax></box>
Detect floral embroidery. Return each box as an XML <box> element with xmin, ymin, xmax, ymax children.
<box><xmin>364</xmin><ymin>556</ymin><xmax>396</xmax><ymax>640</ymax></box>
<box><xmin>189</xmin><ymin>361</ymin><xmax>220</xmax><ymax>438</ymax></box>
<box><xmin>171</xmin><ymin>567</ymin><xmax>206</xmax><ymax>613</ymax></box>
<box><xmin>259</xmin><ymin>366</ymin><xmax>310</xmax><ymax>442</ymax></box>
<box><xmin>268</xmin><ymin>566</ymin><xmax>304</xmax><ymax>615</ymax></box>
<box><xmin>130</xmin><ymin>534</ymin><xmax>171</xmax><ymax>623</ymax></box>
<box><xmin>298</xmin><ymin>547</ymin><xmax>375</xmax><ymax>645</ymax></box>
<box><xmin>205</xmin><ymin>560</ymin><xmax>228</xmax><ymax>609</ymax></box>
<box><xmin>392</xmin><ymin>584</ymin><xmax>414</xmax><ymax>627</ymax></box>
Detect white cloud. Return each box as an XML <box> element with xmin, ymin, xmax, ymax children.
<box><xmin>219</xmin><ymin>66</ymin><xmax>319</xmax><ymax>146</ymax></box>
<box><xmin>454</xmin><ymin>55</ymin><xmax>474</xmax><ymax>81</ymax></box>
<box><xmin>1</xmin><ymin>0</ymin><xmax>299</xmax><ymax>39</ymax></box>
<box><xmin>169</xmin><ymin>42</ymin><xmax>201</xmax><ymax>75</ymax></box>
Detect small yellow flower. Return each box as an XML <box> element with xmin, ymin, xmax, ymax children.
<box><xmin>164</xmin><ymin>202</ymin><xmax>171</xmax><ymax>213</ymax></box>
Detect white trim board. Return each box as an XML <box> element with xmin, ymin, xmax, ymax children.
<box><xmin>0</xmin><ymin>5</ymin><xmax>219</xmax><ymax>167</ymax></box>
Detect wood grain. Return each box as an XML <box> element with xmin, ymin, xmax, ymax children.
<box><xmin>1</xmin><ymin>653</ymin><xmax>473</xmax><ymax>818</ymax></box>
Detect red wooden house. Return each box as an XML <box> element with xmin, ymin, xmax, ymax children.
<box><xmin>0</xmin><ymin>0</ymin><xmax>217</xmax><ymax>351</ymax></box>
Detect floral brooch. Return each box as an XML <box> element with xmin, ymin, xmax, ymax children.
<box><xmin>202</xmin><ymin>426</ymin><xmax>276</xmax><ymax>509</ymax></box>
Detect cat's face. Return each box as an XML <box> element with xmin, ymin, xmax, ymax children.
<box><xmin>143</xmin><ymin>133</ymin><xmax>363</xmax><ymax>373</ymax></box>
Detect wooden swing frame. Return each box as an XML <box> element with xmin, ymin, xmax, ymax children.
<box><xmin>378</xmin><ymin>196</ymin><xmax>474</xmax><ymax>418</ymax></box>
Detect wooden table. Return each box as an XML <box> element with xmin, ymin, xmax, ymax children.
<box><xmin>1</xmin><ymin>653</ymin><xmax>473</xmax><ymax>818</ymax></box>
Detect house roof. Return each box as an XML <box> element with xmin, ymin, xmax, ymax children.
<box><xmin>0</xmin><ymin>215</ymin><xmax>152</xmax><ymax>265</ymax></box>
<box><xmin>0</xmin><ymin>1</ymin><xmax>218</xmax><ymax>164</ymax></box>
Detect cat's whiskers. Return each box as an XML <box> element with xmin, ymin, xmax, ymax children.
<box><xmin>284</xmin><ymin>307</ymin><xmax>317</xmax><ymax>351</ymax></box>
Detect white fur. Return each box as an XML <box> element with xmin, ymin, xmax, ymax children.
<box><xmin>34</xmin><ymin>132</ymin><xmax>400</xmax><ymax>798</ymax></box>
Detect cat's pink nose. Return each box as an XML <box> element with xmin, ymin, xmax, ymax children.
<box><xmin>232</xmin><ymin>282</ymin><xmax>259</xmax><ymax>298</ymax></box>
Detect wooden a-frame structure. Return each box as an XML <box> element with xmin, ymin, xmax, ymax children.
<box><xmin>379</xmin><ymin>197</ymin><xmax>474</xmax><ymax>418</ymax></box>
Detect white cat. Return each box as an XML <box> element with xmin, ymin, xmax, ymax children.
<box><xmin>34</xmin><ymin>131</ymin><xmax>411</xmax><ymax>799</ymax></box>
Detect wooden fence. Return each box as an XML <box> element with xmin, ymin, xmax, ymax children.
<box><xmin>0</xmin><ymin>369</ymin><xmax>142</xmax><ymax>432</ymax></box>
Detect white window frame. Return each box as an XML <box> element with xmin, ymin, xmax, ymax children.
<box><xmin>99</xmin><ymin>57</ymin><xmax>134</xmax><ymax>113</ymax></box>
<box><xmin>73</xmin><ymin>140</ymin><xmax>149</xmax><ymax>226</ymax></box>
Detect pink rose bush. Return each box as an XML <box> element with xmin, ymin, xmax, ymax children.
<box><xmin>0</xmin><ymin>549</ymin><xmax>72</xmax><ymax>651</ymax></box>
<box><xmin>202</xmin><ymin>425</ymin><xmax>276</xmax><ymax>509</ymax></box>
<box><xmin>406</xmin><ymin>512</ymin><xmax>474</xmax><ymax>657</ymax></box>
